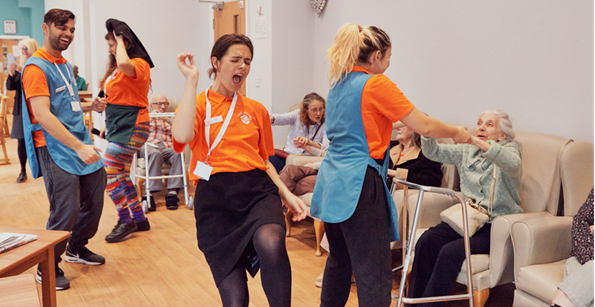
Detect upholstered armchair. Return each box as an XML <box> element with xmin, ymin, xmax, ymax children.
<box><xmin>283</xmin><ymin>153</ymin><xmax>325</xmax><ymax>256</ymax></box>
<box><xmin>511</xmin><ymin>140</ymin><xmax>594</xmax><ymax>307</ymax></box>
<box><xmin>401</xmin><ymin>132</ymin><xmax>572</xmax><ymax>307</ymax></box>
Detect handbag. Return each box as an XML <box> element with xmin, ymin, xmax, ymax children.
<box><xmin>440</xmin><ymin>165</ymin><xmax>498</xmax><ymax>237</ymax></box>
<box><xmin>274</xmin><ymin>148</ymin><xmax>290</xmax><ymax>159</ymax></box>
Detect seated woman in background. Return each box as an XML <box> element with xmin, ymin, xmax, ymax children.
<box><xmin>269</xmin><ymin>92</ymin><xmax>329</xmax><ymax>173</ymax></box>
<box><xmin>551</xmin><ymin>187</ymin><xmax>593</xmax><ymax>307</ymax></box>
<box><xmin>408</xmin><ymin>109</ymin><xmax>523</xmax><ymax>306</ymax></box>
<box><xmin>388</xmin><ymin>123</ymin><xmax>443</xmax><ymax>188</ymax></box>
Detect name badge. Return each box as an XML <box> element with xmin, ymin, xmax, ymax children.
<box><xmin>56</xmin><ymin>86</ymin><xmax>66</xmax><ymax>93</ymax></box>
<box><xmin>71</xmin><ymin>100</ymin><xmax>81</xmax><ymax>112</ymax></box>
<box><xmin>204</xmin><ymin>115</ymin><xmax>223</xmax><ymax>126</ymax></box>
<box><xmin>193</xmin><ymin>161</ymin><xmax>214</xmax><ymax>181</ymax></box>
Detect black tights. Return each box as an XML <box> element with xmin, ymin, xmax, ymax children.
<box><xmin>17</xmin><ymin>139</ymin><xmax>27</xmax><ymax>173</ymax></box>
<box><xmin>217</xmin><ymin>223</ymin><xmax>291</xmax><ymax>307</ymax></box>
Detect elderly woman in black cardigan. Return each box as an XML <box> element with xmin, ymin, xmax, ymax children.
<box><xmin>387</xmin><ymin>124</ymin><xmax>443</xmax><ymax>188</ymax></box>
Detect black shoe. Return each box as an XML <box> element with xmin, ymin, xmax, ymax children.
<box><xmin>134</xmin><ymin>218</ymin><xmax>150</xmax><ymax>231</ymax></box>
<box><xmin>142</xmin><ymin>195</ymin><xmax>156</xmax><ymax>211</ymax></box>
<box><xmin>105</xmin><ymin>220</ymin><xmax>138</xmax><ymax>243</ymax></box>
<box><xmin>65</xmin><ymin>246</ymin><xmax>105</xmax><ymax>265</ymax></box>
<box><xmin>165</xmin><ymin>194</ymin><xmax>179</xmax><ymax>210</ymax></box>
<box><xmin>36</xmin><ymin>264</ymin><xmax>70</xmax><ymax>290</ymax></box>
<box><xmin>16</xmin><ymin>172</ymin><xmax>27</xmax><ymax>183</ymax></box>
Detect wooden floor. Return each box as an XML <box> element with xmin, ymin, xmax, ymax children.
<box><xmin>0</xmin><ymin>115</ymin><xmax>514</xmax><ymax>306</ymax></box>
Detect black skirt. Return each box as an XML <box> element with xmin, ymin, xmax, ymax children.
<box><xmin>193</xmin><ymin>169</ymin><xmax>285</xmax><ymax>286</ymax></box>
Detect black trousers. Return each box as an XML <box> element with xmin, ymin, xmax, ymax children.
<box><xmin>408</xmin><ymin>221</ymin><xmax>492</xmax><ymax>307</ymax></box>
<box><xmin>320</xmin><ymin>166</ymin><xmax>393</xmax><ymax>307</ymax></box>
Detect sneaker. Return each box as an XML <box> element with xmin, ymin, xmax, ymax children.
<box><xmin>134</xmin><ymin>218</ymin><xmax>150</xmax><ymax>232</ymax></box>
<box><xmin>105</xmin><ymin>220</ymin><xmax>138</xmax><ymax>243</ymax></box>
<box><xmin>65</xmin><ymin>246</ymin><xmax>105</xmax><ymax>265</ymax></box>
<box><xmin>16</xmin><ymin>172</ymin><xmax>27</xmax><ymax>183</ymax></box>
<box><xmin>315</xmin><ymin>272</ymin><xmax>323</xmax><ymax>288</ymax></box>
<box><xmin>142</xmin><ymin>195</ymin><xmax>156</xmax><ymax>211</ymax></box>
<box><xmin>36</xmin><ymin>264</ymin><xmax>70</xmax><ymax>291</ymax></box>
<box><xmin>165</xmin><ymin>194</ymin><xmax>179</xmax><ymax>210</ymax></box>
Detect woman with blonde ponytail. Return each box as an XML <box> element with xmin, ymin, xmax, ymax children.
<box><xmin>310</xmin><ymin>23</ymin><xmax>473</xmax><ymax>307</ymax></box>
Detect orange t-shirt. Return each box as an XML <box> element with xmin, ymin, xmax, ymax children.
<box><xmin>173</xmin><ymin>90</ymin><xmax>275</xmax><ymax>185</ymax></box>
<box><xmin>104</xmin><ymin>57</ymin><xmax>151</xmax><ymax>124</ymax></box>
<box><xmin>355</xmin><ymin>66</ymin><xmax>415</xmax><ymax>159</ymax></box>
<box><xmin>22</xmin><ymin>48</ymin><xmax>69</xmax><ymax>147</ymax></box>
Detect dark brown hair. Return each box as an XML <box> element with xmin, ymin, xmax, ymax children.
<box><xmin>44</xmin><ymin>8</ymin><xmax>75</xmax><ymax>27</ymax></box>
<box><xmin>299</xmin><ymin>92</ymin><xmax>326</xmax><ymax>126</ymax></box>
<box><xmin>208</xmin><ymin>34</ymin><xmax>254</xmax><ymax>79</ymax></box>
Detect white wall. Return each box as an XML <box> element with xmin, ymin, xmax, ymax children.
<box><xmin>43</xmin><ymin>0</ymin><xmax>594</xmax><ymax>143</ymax></box>
<box><xmin>312</xmin><ymin>0</ymin><xmax>593</xmax><ymax>142</ymax></box>
<box><xmin>270</xmin><ymin>0</ymin><xmax>316</xmax><ymax>145</ymax></box>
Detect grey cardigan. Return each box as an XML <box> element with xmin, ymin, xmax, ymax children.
<box><xmin>421</xmin><ymin>137</ymin><xmax>523</xmax><ymax>219</ymax></box>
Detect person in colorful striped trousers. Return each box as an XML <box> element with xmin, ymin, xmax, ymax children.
<box><xmin>98</xmin><ymin>18</ymin><xmax>155</xmax><ymax>243</ymax></box>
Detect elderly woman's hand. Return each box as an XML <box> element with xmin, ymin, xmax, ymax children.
<box><xmin>471</xmin><ymin>136</ymin><xmax>493</xmax><ymax>151</ymax></box>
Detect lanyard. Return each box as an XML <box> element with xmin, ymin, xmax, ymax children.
<box><xmin>103</xmin><ymin>68</ymin><xmax>118</xmax><ymax>95</ymax></box>
<box><xmin>204</xmin><ymin>88</ymin><xmax>237</xmax><ymax>163</ymax></box>
<box><xmin>53</xmin><ymin>63</ymin><xmax>76</xmax><ymax>101</ymax></box>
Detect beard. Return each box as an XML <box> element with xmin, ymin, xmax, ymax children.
<box><xmin>49</xmin><ymin>33</ymin><xmax>71</xmax><ymax>51</ymax></box>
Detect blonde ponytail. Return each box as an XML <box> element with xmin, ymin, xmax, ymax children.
<box><xmin>327</xmin><ymin>23</ymin><xmax>363</xmax><ymax>87</ymax></box>
<box><xmin>326</xmin><ymin>23</ymin><xmax>391</xmax><ymax>87</ymax></box>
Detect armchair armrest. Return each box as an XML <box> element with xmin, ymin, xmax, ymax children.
<box><xmin>488</xmin><ymin>211</ymin><xmax>553</xmax><ymax>286</ymax></box>
<box><xmin>286</xmin><ymin>154</ymin><xmax>324</xmax><ymax>166</ymax></box>
<box><xmin>511</xmin><ymin>216</ymin><xmax>573</xmax><ymax>275</ymax></box>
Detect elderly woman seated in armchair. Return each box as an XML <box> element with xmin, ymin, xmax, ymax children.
<box><xmin>407</xmin><ymin>109</ymin><xmax>523</xmax><ymax>306</ymax></box>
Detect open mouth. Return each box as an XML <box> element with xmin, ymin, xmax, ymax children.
<box><xmin>232</xmin><ymin>74</ymin><xmax>243</xmax><ymax>86</ymax></box>
<box><xmin>60</xmin><ymin>37</ymin><xmax>71</xmax><ymax>44</ymax></box>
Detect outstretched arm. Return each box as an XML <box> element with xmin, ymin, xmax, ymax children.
<box><xmin>401</xmin><ymin>108</ymin><xmax>472</xmax><ymax>144</ymax></box>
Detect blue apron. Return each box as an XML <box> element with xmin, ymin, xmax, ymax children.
<box><xmin>310</xmin><ymin>72</ymin><xmax>400</xmax><ymax>241</ymax></box>
<box><xmin>21</xmin><ymin>57</ymin><xmax>103</xmax><ymax>178</ymax></box>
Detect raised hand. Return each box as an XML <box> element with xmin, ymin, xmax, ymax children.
<box><xmin>177</xmin><ymin>52</ymin><xmax>199</xmax><ymax>80</ymax></box>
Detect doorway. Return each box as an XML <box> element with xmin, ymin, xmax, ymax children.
<box><xmin>213</xmin><ymin>0</ymin><xmax>246</xmax><ymax>95</ymax></box>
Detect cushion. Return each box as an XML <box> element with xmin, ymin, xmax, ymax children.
<box><xmin>515</xmin><ymin>259</ymin><xmax>565</xmax><ymax>303</ymax></box>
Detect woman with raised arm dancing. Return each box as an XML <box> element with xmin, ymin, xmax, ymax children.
<box><xmin>172</xmin><ymin>34</ymin><xmax>307</xmax><ymax>307</ymax></box>
<box><xmin>310</xmin><ymin>23</ymin><xmax>472</xmax><ymax>307</ymax></box>
<box><xmin>99</xmin><ymin>19</ymin><xmax>154</xmax><ymax>243</ymax></box>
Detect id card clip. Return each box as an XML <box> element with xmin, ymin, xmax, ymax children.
<box><xmin>194</xmin><ymin>161</ymin><xmax>214</xmax><ymax>181</ymax></box>
<box><xmin>71</xmin><ymin>100</ymin><xmax>81</xmax><ymax>112</ymax></box>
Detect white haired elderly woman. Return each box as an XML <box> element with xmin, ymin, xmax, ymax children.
<box><xmin>408</xmin><ymin>109</ymin><xmax>523</xmax><ymax>306</ymax></box>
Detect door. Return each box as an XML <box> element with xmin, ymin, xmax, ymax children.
<box><xmin>213</xmin><ymin>0</ymin><xmax>246</xmax><ymax>95</ymax></box>
<box><xmin>1</xmin><ymin>38</ymin><xmax>22</xmax><ymax>113</ymax></box>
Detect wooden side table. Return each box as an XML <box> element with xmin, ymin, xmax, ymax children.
<box><xmin>0</xmin><ymin>227</ymin><xmax>69</xmax><ymax>307</ymax></box>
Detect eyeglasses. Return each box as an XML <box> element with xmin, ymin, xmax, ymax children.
<box><xmin>307</xmin><ymin>107</ymin><xmax>325</xmax><ymax>113</ymax></box>
<box><xmin>151</xmin><ymin>102</ymin><xmax>169</xmax><ymax>107</ymax></box>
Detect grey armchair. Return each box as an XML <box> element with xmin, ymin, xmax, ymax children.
<box><xmin>511</xmin><ymin>140</ymin><xmax>594</xmax><ymax>307</ymax></box>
